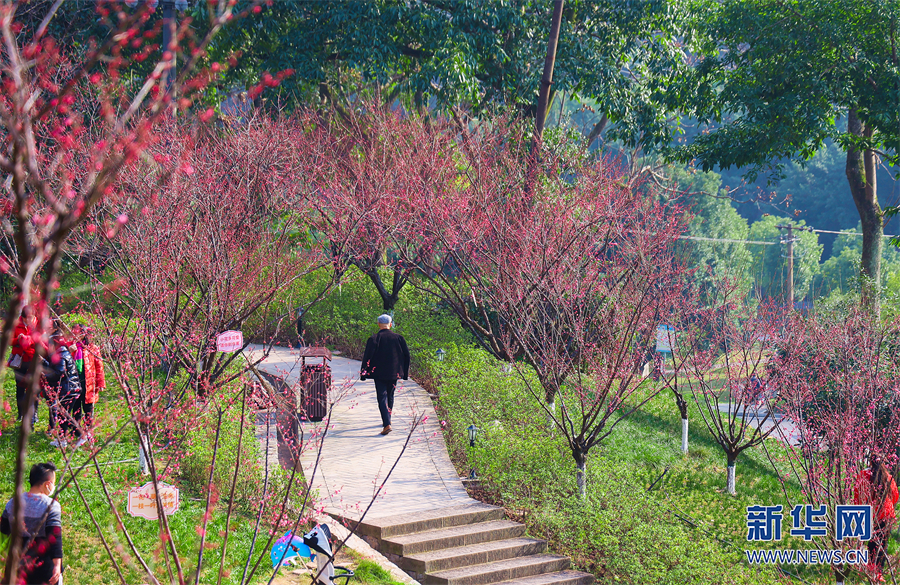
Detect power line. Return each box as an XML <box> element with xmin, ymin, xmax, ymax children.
<box><xmin>679</xmin><ymin>235</ymin><xmax>776</xmax><ymax>246</ymax></box>
<box><xmin>789</xmin><ymin>226</ymin><xmax>899</xmax><ymax>238</ymax></box>
<box><xmin>680</xmin><ymin>227</ymin><xmax>900</xmax><ymax>247</ymax></box>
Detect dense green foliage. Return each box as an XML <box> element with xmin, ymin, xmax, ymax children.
<box><xmin>428</xmin><ymin>344</ymin><xmax>822</xmax><ymax>584</ymax></box>
<box><xmin>814</xmin><ymin>226</ymin><xmax>900</xmax><ymax>296</ymax></box>
<box><xmin>667</xmin><ymin>0</ymin><xmax>900</xmax><ymax>177</ymax></box>
<box><xmin>205</xmin><ymin>0</ymin><xmax>684</xmax><ymax>141</ymax></box>
<box><xmin>668</xmin><ymin>165</ymin><xmax>754</xmax><ymax>299</ymax></box>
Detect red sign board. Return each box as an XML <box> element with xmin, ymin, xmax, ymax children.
<box><xmin>127</xmin><ymin>482</ymin><xmax>180</xmax><ymax>520</ymax></box>
<box><xmin>216</xmin><ymin>330</ymin><xmax>244</xmax><ymax>352</ymax></box>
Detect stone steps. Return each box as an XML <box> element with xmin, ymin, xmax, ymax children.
<box><xmin>382</xmin><ymin>520</ymin><xmax>527</xmax><ymax>556</ymax></box>
<box><xmin>401</xmin><ymin>537</ymin><xmax>548</xmax><ymax>574</ymax></box>
<box><xmin>425</xmin><ymin>554</ymin><xmax>570</xmax><ymax>585</ymax></box>
<box><xmin>493</xmin><ymin>571</ymin><xmax>596</xmax><ymax>585</ymax></box>
<box><xmin>355</xmin><ymin>502</ymin><xmax>505</xmax><ymax>540</ymax></box>
<box><xmin>346</xmin><ymin>504</ymin><xmax>594</xmax><ymax>585</ymax></box>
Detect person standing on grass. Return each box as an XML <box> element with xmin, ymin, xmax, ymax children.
<box><xmin>1</xmin><ymin>462</ymin><xmax>63</xmax><ymax>584</ymax></box>
<box><xmin>73</xmin><ymin>326</ymin><xmax>105</xmax><ymax>441</ymax></box>
<box><xmin>10</xmin><ymin>306</ymin><xmax>42</xmax><ymax>430</ymax></box>
<box><xmin>43</xmin><ymin>334</ymin><xmax>84</xmax><ymax>449</ymax></box>
<box><xmin>360</xmin><ymin>314</ymin><xmax>410</xmax><ymax>436</ymax></box>
<box><xmin>854</xmin><ymin>454</ymin><xmax>899</xmax><ymax>581</ymax></box>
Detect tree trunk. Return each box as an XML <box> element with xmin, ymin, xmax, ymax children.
<box><xmin>138</xmin><ymin>431</ymin><xmax>150</xmax><ymax>475</ymax></box>
<box><xmin>538</xmin><ymin>371</ymin><xmax>560</xmax><ymax>409</ymax></box>
<box><xmin>364</xmin><ymin>266</ymin><xmax>405</xmax><ymax>312</ymax></box>
<box><xmin>833</xmin><ymin>564</ymin><xmax>848</xmax><ymax>585</ymax></box>
<box><xmin>676</xmin><ymin>394</ymin><xmax>689</xmax><ymax>454</ymax></box>
<box><xmin>726</xmin><ymin>454</ymin><xmax>737</xmax><ymax>495</ymax></box>
<box><xmin>533</xmin><ymin>0</ymin><xmax>565</xmax><ymax>147</ymax></box>
<box><xmin>574</xmin><ymin>450</ymin><xmax>587</xmax><ymax>500</ymax></box>
<box><xmin>846</xmin><ymin>107</ymin><xmax>882</xmax><ymax>313</ymax></box>
<box><xmin>525</xmin><ymin>0</ymin><xmax>565</xmax><ymax>200</ymax></box>
<box><xmin>546</xmin><ymin>400</ymin><xmax>556</xmax><ymax>431</ymax></box>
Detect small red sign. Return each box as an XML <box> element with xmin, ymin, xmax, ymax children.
<box><xmin>216</xmin><ymin>330</ymin><xmax>244</xmax><ymax>352</ymax></box>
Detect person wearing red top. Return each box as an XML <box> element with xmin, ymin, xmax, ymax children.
<box><xmin>854</xmin><ymin>454</ymin><xmax>899</xmax><ymax>580</ymax></box>
<box><xmin>76</xmin><ymin>327</ymin><xmax>105</xmax><ymax>444</ymax></box>
<box><xmin>10</xmin><ymin>306</ymin><xmax>40</xmax><ymax>429</ymax></box>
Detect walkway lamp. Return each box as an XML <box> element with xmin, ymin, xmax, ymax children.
<box><xmin>467</xmin><ymin>424</ymin><xmax>478</xmax><ymax>446</ymax></box>
<box><xmin>467</xmin><ymin>424</ymin><xmax>478</xmax><ymax>479</ymax></box>
<box><xmin>436</xmin><ymin>348</ymin><xmax>446</xmax><ymax>361</ymax></box>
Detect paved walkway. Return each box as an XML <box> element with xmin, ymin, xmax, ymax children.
<box><xmin>716</xmin><ymin>403</ymin><xmax>801</xmax><ymax>446</ymax></box>
<box><xmin>245</xmin><ymin>344</ymin><xmax>472</xmax><ymax>521</ymax></box>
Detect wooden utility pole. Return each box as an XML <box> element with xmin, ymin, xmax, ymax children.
<box><xmin>776</xmin><ymin>224</ymin><xmax>798</xmax><ymax>309</ymax></box>
<box><xmin>785</xmin><ymin>225</ymin><xmax>794</xmax><ymax>308</ymax></box>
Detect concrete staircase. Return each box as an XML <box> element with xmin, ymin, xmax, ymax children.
<box><xmin>341</xmin><ymin>502</ymin><xmax>594</xmax><ymax>585</ymax></box>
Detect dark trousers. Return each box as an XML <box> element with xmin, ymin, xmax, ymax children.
<box><xmin>374</xmin><ymin>379</ymin><xmax>397</xmax><ymax>427</ymax></box>
<box><xmin>869</xmin><ymin>519</ymin><xmax>891</xmax><ymax>569</ymax></box>
<box><xmin>14</xmin><ymin>365</ymin><xmax>38</xmax><ymax>427</ymax></box>
<box><xmin>56</xmin><ymin>394</ymin><xmax>83</xmax><ymax>439</ymax></box>
<box><xmin>82</xmin><ymin>401</ymin><xmax>95</xmax><ymax>428</ymax></box>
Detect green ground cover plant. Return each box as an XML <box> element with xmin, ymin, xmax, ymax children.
<box><xmin>428</xmin><ymin>343</ymin><xmax>865</xmax><ymax>584</ymax></box>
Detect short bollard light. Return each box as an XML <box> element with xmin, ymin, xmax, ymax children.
<box><xmin>436</xmin><ymin>348</ymin><xmax>446</xmax><ymax>361</ymax></box>
<box><xmin>467</xmin><ymin>424</ymin><xmax>479</xmax><ymax>480</ymax></box>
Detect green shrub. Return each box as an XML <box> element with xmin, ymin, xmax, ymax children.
<box><xmin>533</xmin><ymin>463</ymin><xmax>771</xmax><ymax>585</ymax></box>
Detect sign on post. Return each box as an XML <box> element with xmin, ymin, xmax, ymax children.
<box><xmin>127</xmin><ymin>481</ymin><xmax>180</xmax><ymax>520</ymax></box>
<box><xmin>656</xmin><ymin>325</ymin><xmax>675</xmax><ymax>353</ymax></box>
<box><xmin>216</xmin><ymin>330</ymin><xmax>244</xmax><ymax>352</ymax></box>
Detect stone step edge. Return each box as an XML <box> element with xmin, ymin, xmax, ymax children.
<box><xmin>424</xmin><ymin>554</ymin><xmax>570</xmax><ymax>585</ymax></box>
<box><xmin>383</xmin><ymin>521</ymin><xmax>527</xmax><ymax>556</ymax></box>
<box><xmin>400</xmin><ymin>538</ymin><xmax>549</xmax><ymax>574</ymax></box>
<box><xmin>492</xmin><ymin>570</ymin><xmax>596</xmax><ymax>585</ymax></box>
<box><xmin>331</xmin><ymin>503</ymin><xmax>505</xmax><ymax>539</ymax></box>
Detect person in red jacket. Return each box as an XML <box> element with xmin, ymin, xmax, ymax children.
<box><xmin>77</xmin><ymin>327</ymin><xmax>105</xmax><ymax>442</ymax></box>
<box><xmin>854</xmin><ymin>454</ymin><xmax>899</xmax><ymax>580</ymax></box>
<box><xmin>10</xmin><ymin>306</ymin><xmax>40</xmax><ymax>429</ymax></box>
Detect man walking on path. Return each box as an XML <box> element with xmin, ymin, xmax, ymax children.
<box><xmin>360</xmin><ymin>314</ymin><xmax>410</xmax><ymax>436</ymax></box>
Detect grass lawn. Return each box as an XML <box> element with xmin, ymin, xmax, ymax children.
<box><xmin>0</xmin><ymin>369</ymin><xmax>391</xmax><ymax>585</ymax></box>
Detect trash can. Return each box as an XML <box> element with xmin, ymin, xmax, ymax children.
<box><xmin>297</xmin><ymin>348</ymin><xmax>332</xmax><ymax>422</ymax></box>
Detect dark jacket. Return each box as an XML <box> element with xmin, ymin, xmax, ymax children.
<box><xmin>43</xmin><ymin>346</ymin><xmax>81</xmax><ymax>402</ymax></box>
<box><xmin>360</xmin><ymin>329</ymin><xmax>410</xmax><ymax>381</ymax></box>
